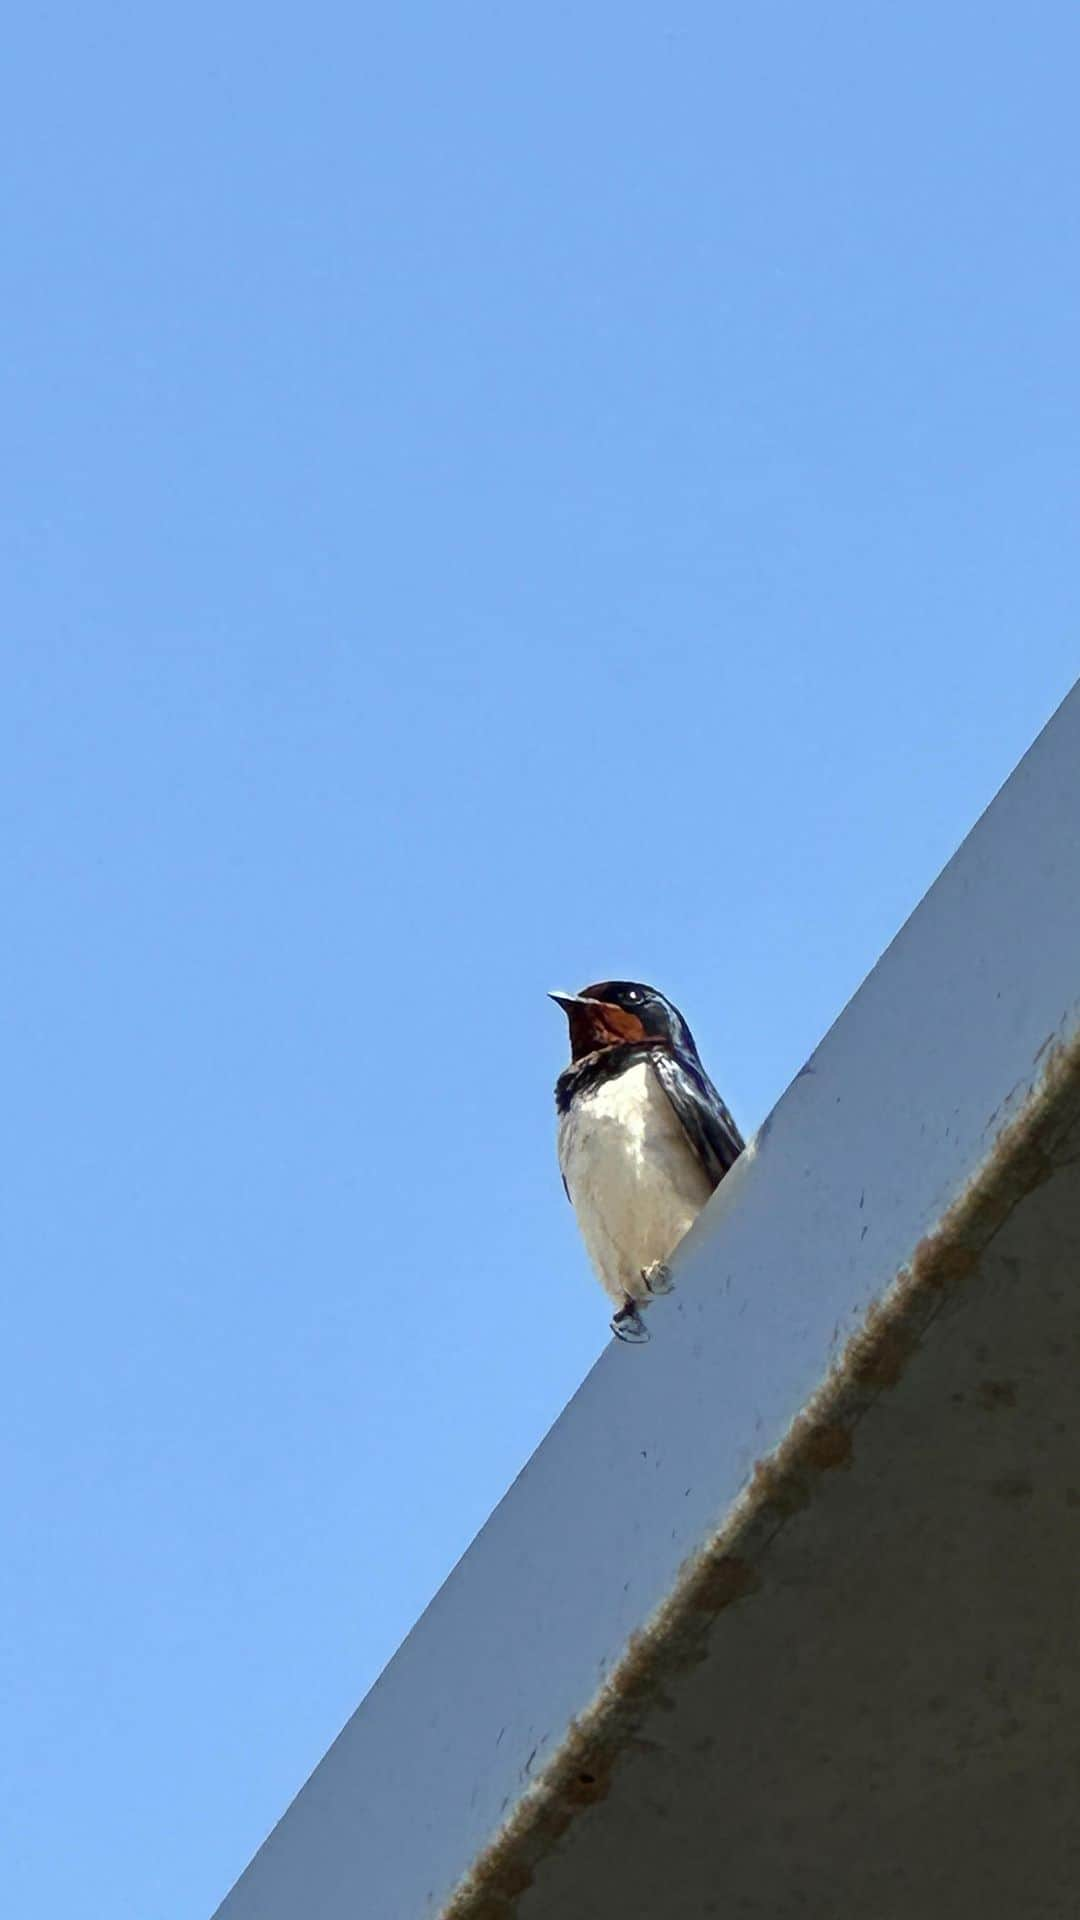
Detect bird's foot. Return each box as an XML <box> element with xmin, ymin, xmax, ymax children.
<box><xmin>641</xmin><ymin>1261</ymin><xmax>674</xmax><ymax>1296</ymax></box>
<box><xmin>611</xmin><ymin>1300</ymin><xmax>650</xmax><ymax>1344</ymax></box>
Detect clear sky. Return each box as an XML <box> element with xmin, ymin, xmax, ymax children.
<box><xmin>3</xmin><ymin>6</ymin><xmax>1079</xmax><ymax>1916</ymax></box>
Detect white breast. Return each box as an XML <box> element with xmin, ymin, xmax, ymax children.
<box><xmin>557</xmin><ymin>1058</ymin><xmax>713</xmax><ymax>1305</ymax></box>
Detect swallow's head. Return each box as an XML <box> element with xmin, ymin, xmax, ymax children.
<box><xmin>549</xmin><ymin>980</ymin><xmax>699</xmax><ymax>1063</ymax></box>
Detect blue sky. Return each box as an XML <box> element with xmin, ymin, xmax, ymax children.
<box><xmin>4</xmin><ymin>6</ymin><xmax>1079</xmax><ymax>1915</ymax></box>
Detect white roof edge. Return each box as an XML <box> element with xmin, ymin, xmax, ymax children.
<box><xmin>213</xmin><ymin>681</ymin><xmax>1080</xmax><ymax>1920</ymax></box>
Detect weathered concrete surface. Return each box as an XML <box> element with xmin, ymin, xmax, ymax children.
<box><xmin>468</xmin><ymin>1080</ymin><xmax>1080</xmax><ymax>1919</ymax></box>
<box><xmin>213</xmin><ymin>682</ymin><xmax>1080</xmax><ymax>1920</ymax></box>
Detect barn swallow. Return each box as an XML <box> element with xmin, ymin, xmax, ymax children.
<box><xmin>551</xmin><ymin>981</ymin><xmax>743</xmax><ymax>1343</ymax></box>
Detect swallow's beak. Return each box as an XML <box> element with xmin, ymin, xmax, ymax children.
<box><xmin>549</xmin><ymin>990</ymin><xmax>588</xmax><ymax>1011</ymax></box>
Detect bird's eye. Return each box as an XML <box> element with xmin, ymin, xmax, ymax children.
<box><xmin>625</xmin><ymin>989</ymin><xmax>641</xmax><ymax>1003</ymax></box>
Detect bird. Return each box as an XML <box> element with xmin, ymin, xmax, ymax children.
<box><xmin>551</xmin><ymin>981</ymin><xmax>743</xmax><ymax>1343</ymax></box>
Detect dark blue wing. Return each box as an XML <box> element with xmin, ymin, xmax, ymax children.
<box><xmin>651</xmin><ymin>1051</ymin><xmax>744</xmax><ymax>1191</ymax></box>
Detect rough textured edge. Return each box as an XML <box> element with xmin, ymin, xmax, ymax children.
<box><xmin>438</xmin><ymin>1023</ymin><xmax>1080</xmax><ymax>1920</ymax></box>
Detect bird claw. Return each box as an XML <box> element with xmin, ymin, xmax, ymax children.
<box><xmin>611</xmin><ymin>1302</ymin><xmax>650</xmax><ymax>1343</ymax></box>
<box><xmin>641</xmin><ymin>1261</ymin><xmax>674</xmax><ymax>1296</ymax></box>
